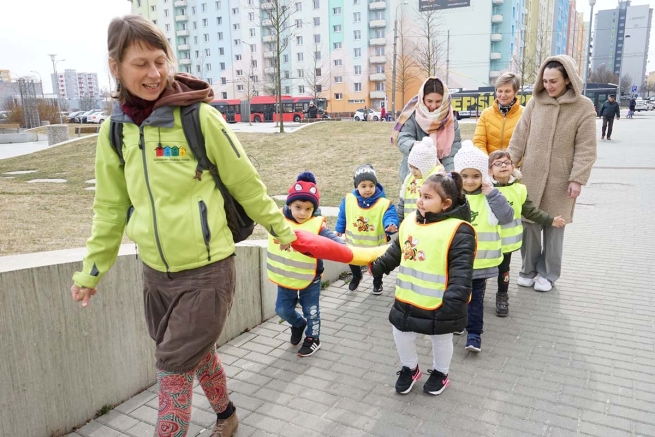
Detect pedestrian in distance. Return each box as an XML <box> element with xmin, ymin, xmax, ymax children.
<box><xmin>70</xmin><ymin>15</ymin><xmax>298</xmax><ymax>437</ymax></box>
<box><xmin>488</xmin><ymin>150</ymin><xmax>566</xmax><ymax>317</ymax></box>
<box><xmin>335</xmin><ymin>164</ymin><xmax>399</xmax><ymax>294</ymax></box>
<box><xmin>370</xmin><ymin>172</ymin><xmax>476</xmax><ymax>396</ymax></box>
<box><xmin>269</xmin><ymin>172</ymin><xmax>343</xmax><ymax>357</ymax></box>
<box><xmin>380</xmin><ymin>103</ymin><xmax>387</xmax><ymax>122</ymax></box>
<box><xmin>507</xmin><ymin>55</ymin><xmax>597</xmax><ymax>293</ymax></box>
<box><xmin>598</xmin><ymin>94</ymin><xmax>620</xmax><ymax>140</ymax></box>
<box><xmin>306</xmin><ymin>101</ymin><xmax>318</xmax><ymax>119</ymax></box>
<box><xmin>627</xmin><ymin>96</ymin><xmax>636</xmax><ymax>119</ymax></box>
<box><xmin>454</xmin><ymin>140</ymin><xmax>514</xmax><ymax>352</ymax></box>
<box><xmin>392</xmin><ymin>76</ymin><xmax>462</xmax><ymax>181</ymax></box>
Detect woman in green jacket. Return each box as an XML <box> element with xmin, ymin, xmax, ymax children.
<box><xmin>70</xmin><ymin>16</ymin><xmax>295</xmax><ymax>437</ymax></box>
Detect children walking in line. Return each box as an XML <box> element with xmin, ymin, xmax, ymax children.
<box><xmin>454</xmin><ymin>141</ymin><xmax>514</xmax><ymax>353</ymax></box>
<box><xmin>370</xmin><ymin>172</ymin><xmax>475</xmax><ymax>395</ymax></box>
<box><xmin>489</xmin><ymin>151</ymin><xmax>566</xmax><ymax>311</ymax></box>
<box><xmin>397</xmin><ymin>137</ymin><xmax>445</xmax><ymax>220</ymax></box>
<box><xmin>336</xmin><ymin>164</ymin><xmax>399</xmax><ymax>294</ymax></box>
<box><xmin>268</xmin><ymin>172</ymin><xmax>342</xmax><ymax>356</ymax></box>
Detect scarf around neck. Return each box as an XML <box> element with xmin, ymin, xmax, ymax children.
<box><xmin>498</xmin><ymin>98</ymin><xmax>517</xmax><ymax>115</ymax></box>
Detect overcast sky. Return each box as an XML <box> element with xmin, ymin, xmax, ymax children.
<box><xmin>1</xmin><ymin>0</ymin><xmax>653</xmax><ymax>94</ymax></box>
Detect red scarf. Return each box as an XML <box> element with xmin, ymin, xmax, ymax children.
<box><xmin>120</xmin><ymin>94</ymin><xmax>158</xmax><ymax>126</ymax></box>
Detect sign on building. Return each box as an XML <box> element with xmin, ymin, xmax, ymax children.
<box><xmin>419</xmin><ymin>0</ymin><xmax>470</xmax><ymax>12</ymax></box>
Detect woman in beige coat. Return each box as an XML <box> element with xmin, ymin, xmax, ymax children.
<box><xmin>508</xmin><ymin>55</ymin><xmax>597</xmax><ymax>292</ymax></box>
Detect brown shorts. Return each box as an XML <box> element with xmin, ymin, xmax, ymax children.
<box><xmin>142</xmin><ymin>256</ymin><xmax>236</xmax><ymax>372</ymax></box>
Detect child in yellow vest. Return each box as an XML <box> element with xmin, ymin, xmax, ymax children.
<box><xmin>488</xmin><ymin>150</ymin><xmax>566</xmax><ymax>316</ymax></box>
<box><xmin>397</xmin><ymin>137</ymin><xmax>445</xmax><ymax>220</ymax></box>
<box><xmin>454</xmin><ymin>141</ymin><xmax>514</xmax><ymax>353</ymax></box>
<box><xmin>371</xmin><ymin>172</ymin><xmax>476</xmax><ymax>395</ymax></box>
<box><xmin>268</xmin><ymin>172</ymin><xmax>343</xmax><ymax>357</ymax></box>
<box><xmin>336</xmin><ymin>164</ymin><xmax>399</xmax><ymax>294</ymax></box>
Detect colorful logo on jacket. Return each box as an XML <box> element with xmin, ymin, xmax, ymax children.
<box><xmin>353</xmin><ymin>216</ymin><xmax>375</xmax><ymax>232</ymax></box>
<box><xmin>408</xmin><ymin>179</ymin><xmax>418</xmax><ymax>194</ymax></box>
<box><xmin>154</xmin><ymin>145</ymin><xmax>190</xmax><ymax>162</ymax></box>
<box><xmin>403</xmin><ymin>236</ymin><xmax>425</xmax><ymax>261</ymax></box>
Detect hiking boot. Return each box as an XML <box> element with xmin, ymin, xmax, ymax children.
<box><xmin>465</xmin><ymin>334</ymin><xmax>481</xmax><ymax>353</ymax></box>
<box><xmin>210</xmin><ymin>408</ymin><xmax>238</xmax><ymax>437</ymax></box>
<box><xmin>495</xmin><ymin>293</ymin><xmax>509</xmax><ymax>317</ymax></box>
<box><xmin>298</xmin><ymin>337</ymin><xmax>321</xmax><ymax>357</ymax></box>
<box><xmin>290</xmin><ymin>321</ymin><xmax>306</xmax><ymax>345</ymax></box>
<box><xmin>395</xmin><ymin>365</ymin><xmax>422</xmax><ymax>394</ymax></box>
<box><xmin>348</xmin><ymin>275</ymin><xmax>361</xmax><ymax>291</ymax></box>
<box><xmin>423</xmin><ymin>369</ymin><xmax>450</xmax><ymax>395</ymax></box>
<box><xmin>372</xmin><ymin>283</ymin><xmax>383</xmax><ymax>295</ymax></box>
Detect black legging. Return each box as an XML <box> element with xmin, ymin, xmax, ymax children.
<box><xmin>497</xmin><ymin>252</ymin><xmax>512</xmax><ymax>294</ymax></box>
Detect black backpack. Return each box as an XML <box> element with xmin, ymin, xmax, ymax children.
<box><xmin>109</xmin><ymin>102</ymin><xmax>255</xmax><ymax>243</ymax></box>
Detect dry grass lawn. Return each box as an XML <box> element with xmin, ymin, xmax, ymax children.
<box><xmin>26</xmin><ymin>124</ymin><xmax>99</xmax><ymax>137</ymax></box>
<box><xmin>0</xmin><ymin>121</ymin><xmax>474</xmax><ymax>256</ymax></box>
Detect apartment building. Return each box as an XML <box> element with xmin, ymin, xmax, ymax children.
<box><xmin>50</xmin><ymin>69</ymin><xmax>100</xmax><ymax>101</ymax></box>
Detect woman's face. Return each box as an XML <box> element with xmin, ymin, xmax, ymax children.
<box><xmin>496</xmin><ymin>83</ymin><xmax>517</xmax><ymax>106</ymax></box>
<box><xmin>542</xmin><ymin>68</ymin><xmax>570</xmax><ymax>99</ymax></box>
<box><xmin>109</xmin><ymin>41</ymin><xmax>169</xmax><ymax>101</ymax></box>
<box><xmin>423</xmin><ymin>92</ymin><xmax>443</xmax><ymax>112</ymax></box>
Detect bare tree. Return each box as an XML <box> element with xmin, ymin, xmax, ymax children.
<box><xmin>237</xmin><ymin>56</ymin><xmax>260</xmax><ymax>125</ymax></box>
<box><xmin>589</xmin><ymin>64</ymin><xmax>618</xmax><ymax>84</ymax></box>
<box><xmin>524</xmin><ymin>20</ymin><xmax>552</xmax><ymax>84</ymax></box>
<box><xmin>619</xmin><ymin>74</ymin><xmax>633</xmax><ymax>95</ymax></box>
<box><xmin>413</xmin><ymin>9</ymin><xmax>446</xmax><ymax>77</ymax></box>
<box><xmin>389</xmin><ymin>12</ymin><xmax>418</xmax><ymax>107</ymax></box>
<box><xmin>639</xmin><ymin>79</ymin><xmax>654</xmax><ymax>97</ymax></box>
<box><xmin>303</xmin><ymin>45</ymin><xmax>330</xmax><ymax>103</ymax></box>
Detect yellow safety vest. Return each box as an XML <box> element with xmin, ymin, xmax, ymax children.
<box><xmin>402</xmin><ymin>165</ymin><xmax>443</xmax><ymax>219</ymax></box>
<box><xmin>267</xmin><ymin>214</ymin><xmax>324</xmax><ymax>290</ymax></box>
<box><xmin>395</xmin><ymin>213</ymin><xmax>472</xmax><ymax>310</ymax></box>
<box><xmin>466</xmin><ymin>193</ymin><xmax>503</xmax><ymax>269</ymax></box>
<box><xmin>497</xmin><ymin>183</ymin><xmax>527</xmax><ymax>254</ymax></box>
<box><xmin>344</xmin><ymin>193</ymin><xmax>390</xmax><ymax>247</ymax></box>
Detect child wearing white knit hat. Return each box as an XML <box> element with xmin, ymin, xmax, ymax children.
<box><xmin>397</xmin><ymin>137</ymin><xmax>445</xmax><ymax>220</ymax></box>
<box><xmin>453</xmin><ymin>140</ymin><xmax>514</xmax><ymax>353</ymax></box>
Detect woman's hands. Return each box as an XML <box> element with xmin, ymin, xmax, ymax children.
<box><xmin>70</xmin><ymin>284</ymin><xmax>97</xmax><ymax>308</ymax></box>
<box><xmin>567</xmin><ymin>182</ymin><xmax>582</xmax><ymax>199</ymax></box>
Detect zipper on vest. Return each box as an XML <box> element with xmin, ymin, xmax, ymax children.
<box><xmin>499</xmin><ymin>114</ymin><xmax>507</xmax><ymax>149</ymax></box>
<box><xmin>222</xmin><ymin>128</ymin><xmax>240</xmax><ymax>158</ymax></box>
<box><xmin>198</xmin><ymin>200</ymin><xmax>212</xmax><ymax>262</ymax></box>
<box><xmin>140</xmin><ymin>126</ymin><xmax>170</xmax><ymax>273</ymax></box>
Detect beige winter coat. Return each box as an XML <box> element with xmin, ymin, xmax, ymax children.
<box><xmin>508</xmin><ymin>55</ymin><xmax>597</xmax><ymax>223</ymax></box>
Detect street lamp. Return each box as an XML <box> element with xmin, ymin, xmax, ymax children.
<box><xmin>29</xmin><ymin>71</ymin><xmax>45</xmax><ymax>98</ymax></box>
<box><xmin>48</xmin><ymin>54</ymin><xmax>66</xmax><ymax>124</ymax></box>
<box><xmin>582</xmin><ymin>0</ymin><xmax>596</xmax><ymax>98</ymax></box>
<box><xmin>391</xmin><ymin>0</ymin><xmax>409</xmax><ymax>122</ymax></box>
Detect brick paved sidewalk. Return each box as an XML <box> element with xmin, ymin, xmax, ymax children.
<box><xmin>67</xmin><ymin>134</ymin><xmax>655</xmax><ymax>437</ymax></box>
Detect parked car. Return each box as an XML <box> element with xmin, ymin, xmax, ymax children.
<box><xmin>634</xmin><ymin>98</ymin><xmax>647</xmax><ymax>112</ymax></box>
<box><xmin>88</xmin><ymin>112</ymin><xmax>109</xmax><ymax>124</ymax></box>
<box><xmin>646</xmin><ymin>100</ymin><xmax>654</xmax><ymax>111</ymax></box>
<box><xmin>67</xmin><ymin>111</ymin><xmax>85</xmax><ymax>123</ymax></box>
<box><xmin>76</xmin><ymin>109</ymin><xmax>102</xmax><ymax>123</ymax></box>
<box><xmin>353</xmin><ymin>108</ymin><xmax>381</xmax><ymax>121</ymax></box>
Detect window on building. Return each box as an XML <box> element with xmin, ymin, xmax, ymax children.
<box><xmin>314</xmin><ymin>34</ymin><xmax>321</xmax><ymax>43</ymax></box>
<box><xmin>297</xmin><ymin>52</ymin><xmax>304</xmax><ymax>61</ymax></box>
<box><xmin>298</xmin><ymin>69</ymin><xmax>304</xmax><ymax>78</ymax></box>
<box><xmin>354</xmin><ymin>83</ymin><xmax>362</xmax><ymax>92</ymax></box>
<box><xmin>207</xmin><ymin>78</ymin><xmax>212</xmax><ymax>85</ymax></box>
<box><xmin>234</xmin><ymin>39</ymin><xmax>240</xmax><ymax>46</ymax></box>
<box><xmin>315</xmin><ymin>51</ymin><xmax>321</xmax><ymax>60</ymax></box>
<box><xmin>334</xmin><ymin>59</ymin><xmax>342</xmax><ymax>66</ymax></box>
<box><xmin>233</xmin><ymin>23</ymin><xmax>240</xmax><ymax>30</ymax></box>
<box><xmin>354</xmin><ymin>30</ymin><xmax>361</xmax><ymax>40</ymax></box>
<box><xmin>375</xmin><ymin>29</ymin><xmax>384</xmax><ymax>38</ymax></box>
<box><xmin>354</xmin><ymin>48</ymin><xmax>361</xmax><ymax>58</ymax></box>
<box><xmin>284</xmin><ymin>70</ymin><xmax>290</xmax><ymax>79</ymax></box>
<box><xmin>165</xmin><ymin>23</ymin><xmax>170</xmax><ymax>31</ymax></box>
<box><xmin>335</xmin><ymin>76</ymin><xmax>343</xmax><ymax>83</ymax></box>
<box><xmin>235</xmin><ymin>54</ymin><xmax>241</xmax><ymax>60</ymax></box>
<box><xmin>220</xmin><ymin>62</ymin><xmax>226</xmax><ymax>70</ymax></box>
<box><xmin>316</xmin><ymin>85</ymin><xmax>322</xmax><ymax>92</ymax></box>
<box><xmin>217</xmin><ymin>17</ymin><xmax>222</xmax><ymax>24</ymax></box>
<box><xmin>335</xmin><ymin>93</ymin><xmax>343</xmax><ymax>100</ymax></box>
<box><xmin>206</xmin><ymin>63</ymin><xmax>212</xmax><ymax>71</ymax></box>
<box><xmin>251</xmin><ymin>60</ymin><xmax>257</xmax><ymax>67</ymax></box>
<box><xmin>153</xmin><ymin>20</ymin><xmax>158</xmax><ymax>25</ymax></box>
<box><xmin>375</xmin><ymin>47</ymin><xmax>385</xmax><ymax>56</ymax></box>
<box><xmin>201</xmin><ymin>3</ymin><xmax>207</xmax><ymax>11</ymax></box>
<box><xmin>376</xmin><ymin>82</ymin><xmax>385</xmax><ymax>91</ymax></box>
<box><xmin>195</xmin><ymin>50</ymin><xmax>200</xmax><ymax>58</ymax></box>
<box><xmin>251</xmin><ymin>44</ymin><xmax>256</xmax><ymax>52</ymax></box>
<box><xmin>296</xmin><ymin>2</ymin><xmax>302</xmax><ymax>11</ymax></box>
<box><xmin>376</xmin><ymin>64</ymin><xmax>384</xmax><ymax>73</ymax></box>
<box><xmin>136</xmin><ymin>0</ymin><xmax>141</xmax><ymax>6</ymax></box>
<box><xmin>333</xmin><ymin>42</ymin><xmax>342</xmax><ymax>49</ymax></box>
<box><xmin>151</xmin><ymin>5</ymin><xmax>156</xmax><ymax>11</ymax></box>
<box><xmin>249</xmin><ymin>12</ymin><xmax>255</xmax><ymax>21</ymax></box>
<box><xmin>236</xmin><ymin>69</ymin><xmax>243</xmax><ymax>76</ymax></box>
<box><xmin>298</xmin><ymin>85</ymin><xmax>305</xmax><ymax>93</ymax></box>
<box><xmin>297</xmin><ymin>36</ymin><xmax>303</xmax><ymax>45</ymax></box>
<box><xmin>283</xmin><ymin>54</ymin><xmax>289</xmax><ymax>62</ymax></box>
<box><xmin>205</xmin><ymin>48</ymin><xmax>211</xmax><ymax>56</ymax></box>
<box><xmin>232</xmin><ymin>7</ymin><xmax>239</xmax><ymax>14</ymax></box>
<box><xmin>196</xmin><ymin>65</ymin><xmax>202</xmax><ymax>73</ymax></box>
<box><xmin>237</xmin><ymin>85</ymin><xmax>244</xmax><ymax>91</ymax></box>
<box><xmin>192</xmin><ymin>6</ymin><xmax>196</xmax><ymax>14</ymax></box>
<box><xmin>221</xmin><ymin>77</ymin><xmax>227</xmax><ymax>84</ymax></box>
<box><xmin>164</xmin><ymin>9</ymin><xmax>169</xmax><ymax>17</ymax></box>
<box><xmin>218</xmin><ymin>32</ymin><xmax>223</xmax><ymax>40</ymax></box>
<box><xmin>315</xmin><ymin>68</ymin><xmax>322</xmax><ymax>76</ymax></box>
<box><xmin>296</xmin><ymin>19</ymin><xmax>303</xmax><ymax>28</ymax></box>
<box><xmin>333</xmin><ymin>7</ymin><xmax>341</xmax><ymax>14</ymax></box>
<box><xmin>202</xmin><ymin>33</ymin><xmax>208</xmax><ymax>42</ymax></box>
<box><xmin>333</xmin><ymin>24</ymin><xmax>342</xmax><ymax>32</ymax></box>
<box><xmin>354</xmin><ymin>65</ymin><xmax>361</xmax><ymax>75</ymax></box>
<box><xmin>215</xmin><ymin>1</ymin><xmax>221</xmax><ymax>9</ymax></box>
<box><xmin>354</xmin><ymin>0</ymin><xmax>360</xmax><ymax>4</ymax></box>
<box><xmin>313</xmin><ymin>0</ymin><xmax>320</xmax><ymax>8</ymax></box>
<box><xmin>250</xmin><ymin>28</ymin><xmax>256</xmax><ymax>37</ymax></box>
<box><xmin>222</xmin><ymin>92</ymin><xmax>228</xmax><ymax>99</ymax></box>
<box><xmin>285</xmin><ymin>86</ymin><xmax>291</xmax><ymax>94</ymax></box>
<box><xmin>314</xmin><ymin>17</ymin><xmax>320</xmax><ymax>25</ymax></box>
<box><xmin>353</xmin><ymin>12</ymin><xmax>361</xmax><ymax>22</ymax></box>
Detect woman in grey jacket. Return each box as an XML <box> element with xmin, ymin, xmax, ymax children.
<box><xmin>391</xmin><ymin>77</ymin><xmax>462</xmax><ymax>181</ymax></box>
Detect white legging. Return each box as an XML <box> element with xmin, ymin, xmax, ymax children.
<box><xmin>392</xmin><ymin>326</ymin><xmax>454</xmax><ymax>375</ymax></box>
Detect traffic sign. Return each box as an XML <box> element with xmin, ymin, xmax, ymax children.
<box><xmin>632</xmin><ymin>86</ymin><xmax>638</xmax><ymax>93</ymax></box>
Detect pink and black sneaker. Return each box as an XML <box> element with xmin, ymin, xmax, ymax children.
<box><xmin>395</xmin><ymin>365</ymin><xmax>422</xmax><ymax>394</ymax></box>
<box><xmin>423</xmin><ymin>369</ymin><xmax>450</xmax><ymax>395</ymax></box>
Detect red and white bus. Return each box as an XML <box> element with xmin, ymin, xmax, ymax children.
<box><xmin>209</xmin><ymin>96</ymin><xmax>328</xmax><ymax>123</ymax></box>
<box><xmin>208</xmin><ymin>99</ymin><xmax>243</xmax><ymax>123</ymax></box>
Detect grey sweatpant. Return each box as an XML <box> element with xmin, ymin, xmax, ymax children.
<box><xmin>519</xmin><ymin>221</ymin><xmax>565</xmax><ymax>284</ymax></box>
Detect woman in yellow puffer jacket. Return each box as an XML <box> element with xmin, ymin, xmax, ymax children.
<box><xmin>473</xmin><ymin>73</ymin><xmax>524</xmax><ymax>155</ymax></box>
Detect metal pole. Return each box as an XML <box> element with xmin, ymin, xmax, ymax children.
<box><xmin>391</xmin><ymin>15</ymin><xmax>398</xmax><ymax>122</ymax></box>
<box><xmin>49</xmin><ymin>54</ymin><xmax>64</xmax><ymax>124</ymax></box>
<box><xmin>446</xmin><ymin>30</ymin><xmax>450</xmax><ymax>86</ymax></box>
<box><xmin>582</xmin><ymin>2</ymin><xmax>595</xmax><ymax>98</ymax></box>
<box><xmin>30</xmin><ymin>71</ymin><xmax>44</xmax><ymax>98</ymax></box>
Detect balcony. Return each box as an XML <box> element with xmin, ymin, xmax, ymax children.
<box><xmin>492</xmin><ymin>0</ymin><xmax>503</xmax><ymax>4</ymax></box>
<box><xmin>491</xmin><ymin>14</ymin><xmax>503</xmax><ymax>23</ymax></box>
<box><xmin>490</xmin><ymin>52</ymin><xmax>501</xmax><ymax>60</ymax></box>
<box><xmin>177</xmin><ymin>44</ymin><xmax>190</xmax><ymax>51</ymax></box>
<box><xmin>263</xmin><ymin>35</ymin><xmax>277</xmax><ymax>42</ymax></box>
<box><xmin>369</xmin><ymin>1</ymin><xmax>386</xmax><ymax>10</ymax></box>
<box><xmin>261</xmin><ymin>2</ymin><xmax>274</xmax><ymax>9</ymax></box>
<box><xmin>264</xmin><ymin>67</ymin><xmax>276</xmax><ymax>74</ymax></box>
<box><xmin>263</xmin><ymin>51</ymin><xmax>275</xmax><ymax>58</ymax></box>
<box><xmin>175</xmin><ymin>14</ymin><xmax>188</xmax><ymax>22</ymax></box>
<box><xmin>370</xmin><ymin>91</ymin><xmax>386</xmax><ymax>99</ymax></box>
<box><xmin>176</xmin><ymin>29</ymin><xmax>189</xmax><ymax>37</ymax></box>
<box><xmin>489</xmin><ymin>70</ymin><xmax>501</xmax><ymax>78</ymax></box>
<box><xmin>369</xmin><ymin>73</ymin><xmax>386</xmax><ymax>81</ymax></box>
<box><xmin>262</xmin><ymin>19</ymin><xmax>273</xmax><ymax>26</ymax></box>
<box><xmin>491</xmin><ymin>33</ymin><xmax>502</xmax><ymax>42</ymax></box>
<box><xmin>179</xmin><ymin>58</ymin><xmax>192</xmax><ymax>65</ymax></box>
<box><xmin>369</xmin><ymin>55</ymin><xmax>386</xmax><ymax>63</ymax></box>
<box><xmin>174</xmin><ymin>0</ymin><xmax>187</xmax><ymax>6</ymax></box>
<box><xmin>369</xmin><ymin>37</ymin><xmax>386</xmax><ymax>46</ymax></box>
<box><xmin>369</xmin><ymin>19</ymin><xmax>387</xmax><ymax>28</ymax></box>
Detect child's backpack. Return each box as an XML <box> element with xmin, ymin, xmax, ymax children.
<box><xmin>108</xmin><ymin>102</ymin><xmax>255</xmax><ymax>243</ymax></box>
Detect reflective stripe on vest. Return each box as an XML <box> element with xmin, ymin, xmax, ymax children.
<box><xmin>395</xmin><ymin>214</ymin><xmax>471</xmax><ymax>310</ymax></box>
<box><xmin>267</xmin><ymin>214</ymin><xmax>324</xmax><ymax>289</ymax></box>
<box><xmin>402</xmin><ymin>166</ymin><xmax>443</xmax><ymax>219</ymax></box>
<box><xmin>344</xmin><ymin>193</ymin><xmax>389</xmax><ymax>247</ymax></box>
<box><xmin>497</xmin><ymin>184</ymin><xmax>527</xmax><ymax>253</ymax></box>
<box><xmin>466</xmin><ymin>193</ymin><xmax>503</xmax><ymax>269</ymax></box>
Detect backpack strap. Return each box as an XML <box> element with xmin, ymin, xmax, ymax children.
<box><xmin>109</xmin><ymin>120</ymin><xmax>125</xmax><ymax>165</ymax></box>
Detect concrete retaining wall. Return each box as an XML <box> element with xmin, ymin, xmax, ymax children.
<box><xmin>0</xmin><ymin>132</ymin><xmax>39</xmax><ymax>144</ymax></box>
<box><xmin>0</xmin><ymin>242</ymin><xmax>347</xmax><ymax>437</ymax></box>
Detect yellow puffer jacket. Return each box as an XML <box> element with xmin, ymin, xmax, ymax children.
<box><xmin>473</xmin><ymin>100</ymin><xmax>524</xmax><ymax>155</ymax></box>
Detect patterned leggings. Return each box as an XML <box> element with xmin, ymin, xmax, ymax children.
<box><xmin>155</xmin><ymin>346</ymin><xmax>229</xmax><ymax>436</ymax></box>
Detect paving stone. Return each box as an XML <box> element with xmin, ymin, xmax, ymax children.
<box><xmin>95</xmin><ymin>410</ymin><xmax>139</xmax><ymax>432</ymax></box>
<box><xmin>114</xmin><ymin>391</ymin><xmax>157</xmax><ymax>414</ymax></box>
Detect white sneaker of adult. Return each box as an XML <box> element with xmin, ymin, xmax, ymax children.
<box><xmin>534</xmin><ymin>275</ymin><xmax>552</xmax><ymax>292</ymax></box>
<box><xmin>517</xmin><ymin>276</ymin><xmax>534</xmax><ymax>287</ymax></box>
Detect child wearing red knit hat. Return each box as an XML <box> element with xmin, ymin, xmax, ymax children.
<box><xmin>267</xmin><ymin>172</ymin><xmax>343</xmax><ymax>356</ymax></box>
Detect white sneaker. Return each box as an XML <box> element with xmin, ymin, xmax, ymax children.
<box><xmin>534</xmin><ymin>275</ymin><xmax>552</xmax><ymax>292</ymax></box>
<box><xmin>517</xmin><ymin>276</ymin><xmax>534</xmax><ymax>287</ymax></box>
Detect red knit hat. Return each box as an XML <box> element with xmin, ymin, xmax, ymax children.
<box><xmin>286</xmin><ymin>171</ymin><xmax>320</xmax><ymax>210</ymax></box>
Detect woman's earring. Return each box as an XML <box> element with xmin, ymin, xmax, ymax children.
<box><xmin>116</xmin><ymin>80</ymin><xmax>121</xmax><ymax>92</ymax></box>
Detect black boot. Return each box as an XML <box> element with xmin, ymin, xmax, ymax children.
<box><xmin>495</xmin><ymin>293</ymin><xmax>509</xmax><ymax>317</ymax></box>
